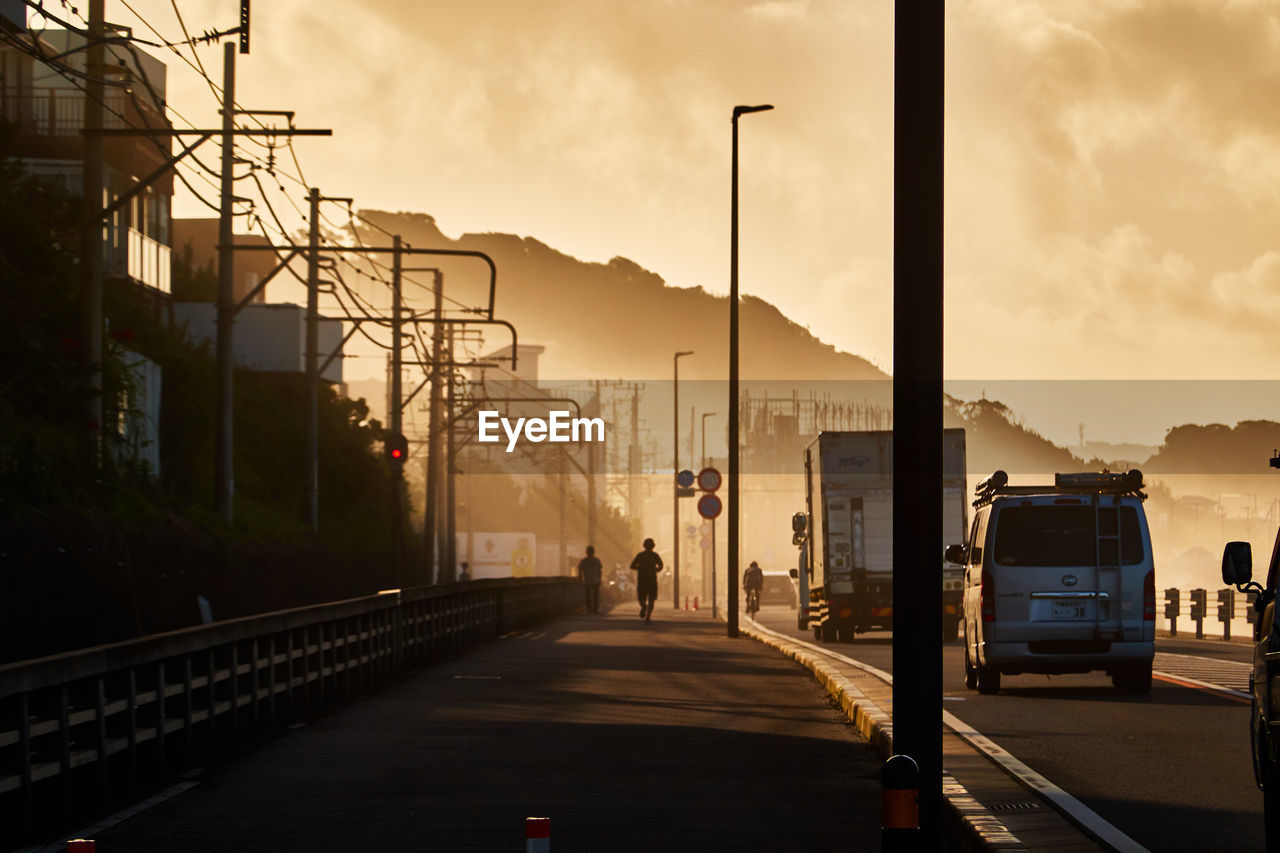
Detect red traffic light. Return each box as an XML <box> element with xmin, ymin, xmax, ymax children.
<box><xmin>385</xmin><ymin>433</ymin><xmax>408</xmax><ymax>464</ymax></box>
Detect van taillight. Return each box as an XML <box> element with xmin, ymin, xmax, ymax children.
<box><xmin>981</xmin><ymin>570</ymin><xmax>995</xmax><ymax>622</ymax></box>
<box><xmin>1143</xmin><ymin>569</ymin><xmax>1155</xmax><ymax>621</ymax></box>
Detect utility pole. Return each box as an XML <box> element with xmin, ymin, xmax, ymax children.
<box><xmin>424</xmin><ymin>269</ymin><xmax>445</xmax><ymax>583</ymax></box>
<box><xmin>81</xmin><ymin>0</ymin><xmax>105</xmax><ymax>469</ymax></box>
<box><xmin>305</xmin><ymin>187</ymin><xmax>320</xmax><ymax>531</ymax></box>
<box><xmin>304</xmin><ymin>188</ymin><xmax>352</xmax><ymax>532</ymax></box>
<box><xmin>214</xmin><ymin>41</ymin><xmax>236</xmax><ymax>522</ymax></box>
<box><xmin>444</xmin><ymin>322</ymin><xmax>458</xmax><ymax>580</ymax></box>
<box><xmin>390</xmin><ymin>236</ymin><xmax>404</xmax><ymax>578</ymax></box>
<box><xmin>629</xmin><ymin>383</ymin><xmax>642</xmax><ymax>527</ymax></box>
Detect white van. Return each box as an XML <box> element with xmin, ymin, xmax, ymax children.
<box><xmin>957</xmin><ymin>470</ymin><xmax>1155</xmax><ymax>694</ymax></box>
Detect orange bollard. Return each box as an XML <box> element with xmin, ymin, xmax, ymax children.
<box><xmin>882</xmin><ymin>755</ymin><xmax>920</xmax><ymax>851</ymax></box>
<box><xmin>684</xmin><ymin>596</ymin><xmax>689</xmax><ymax>610</ymax></box>
<box><xmin>67</xmin><ymin>842</ymin><xmax>95</xmax><ymax>852</ymax></box>
<box><xmin>525</xmin><ymin>817</ymin><xmax>550</xmax><ymax>853</ymax></box>
<box><xmin>693</xmin><ymin>596</ymin><xmax>699</xmax><ymax>610</ymax></box>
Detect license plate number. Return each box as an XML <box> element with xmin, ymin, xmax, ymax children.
<box><xmin>1051</xmin><ymin>601</ymin><xmax>1087</xmax><ymax>619</ymax></box>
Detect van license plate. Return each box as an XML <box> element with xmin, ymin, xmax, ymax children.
<box><xmin>1051</xmin><ymin>601</ymin><xmax>1087</xmax><ymax>619</ymax></box>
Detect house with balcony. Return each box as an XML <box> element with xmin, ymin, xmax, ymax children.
<box><xmin>1</xmin><ymin>24</ymin><xmax>175</xmax><ymax>475</ymax></box>
<box><xmin>1</xmin><ymin>27</ymin><xmax>175</xmax><ymax>300</ymax></box>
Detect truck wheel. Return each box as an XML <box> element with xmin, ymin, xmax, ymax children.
<box><xmin>1112</xmin><ymin>661</ymin><xmax>1153</xmax><ymax>693</ymax></box>
<box><xmin>1262</xmin><ymin>731</ymin><xmax>1280</xmax><ymax>853</ymax></box>
<box><xmin>964</xmin><ymin>646</ymin><xmax>978</xmax><ymax>690</ymax></box>
<box><xmin>821</xmin><ymin>620</ymin><xmax>837</xmax><ymax>643</ymax></box>
<box><xmin>976</xmin><ymin>663</ymin><xmax>1001</xmax><ymax>695</ymax></box>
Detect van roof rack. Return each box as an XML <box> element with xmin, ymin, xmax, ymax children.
<box><xmin>973</xmin><ymin>469</ymin><xmax>1146</xmax><ymax>507</ymax></box>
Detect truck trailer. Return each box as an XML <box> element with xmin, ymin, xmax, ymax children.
<box><xmin>796</xmin><ymin>429</ymin><xmax>967</xmax><ymax>642</ymax></box>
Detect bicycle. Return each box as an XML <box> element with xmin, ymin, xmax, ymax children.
<box><xmin>746</xmin><ymin>587</ymin><xmax>760</xmax><ymax>619</ymax></box>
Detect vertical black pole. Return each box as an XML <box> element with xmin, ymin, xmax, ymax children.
<box><xmin>305</xmin><ymin>187</ymin><xmax>320</xmax><ymax>531</ymax></box>
<box><xmin>893</xmin><ymin>1</ymin><xmax>945</xmax><ymax>845</ymax></box>
<box><xmin>424</xmin><ymin>269</ymin><xmax>445</xmax><ymax>583</ymax></box>
<box><xmin>215</xmin><ymin>41</ymin><xmax>236</xmax><ymax>522</ymax></box>
<box><xmin>81</xmin><ymin>0</ymin><xmax>105</xmax><ymax>470</ymax></box>
<box><xmin>390</xmin><ymin>237</ymin><xmax>404</xmax><ymax>579</ymax></box>
<box><xmin>728</xmin><ymin>113</ymin><xmax>740</xmax><ymax>638</ymax></box>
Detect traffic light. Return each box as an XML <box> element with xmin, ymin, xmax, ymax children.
<box><xmin>385</xmin><ymin>433</ymin><xmax>408</xmax><ymax>468</ymax></box>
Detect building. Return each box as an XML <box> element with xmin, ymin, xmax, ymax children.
<box><xmin>1</xmin><ymin>27</ymin><xmax>174</xmax><ymax>299</ymax></box>
<box><xmin>174</xmin><ymin>302</ymin><xmax>346</xmax><ymax>387</ymax></box>
<box><xmin>1</xmin><ymin>22</ymin><xmax>176</xmax><ymax>476</ymax></box>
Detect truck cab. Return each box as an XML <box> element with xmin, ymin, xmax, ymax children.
<box><xmin>1222</xmin><ymin>530</ymin><xmax>1280</xmax><ymax>845</ymax></box>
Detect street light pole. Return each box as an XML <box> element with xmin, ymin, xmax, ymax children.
<box><xmin>728</xmin><ymin>103</ymin><xmax>772</xmax><ymax>638</ymax></box>
<box><xmin>701</xmin><ymin>411</ymin><xmax>716</xmax><ymax>607</ymax></box>
<box><xmin>673</xmin><ymin>350</ymin><xmax>694</xmax><ymax>609</ymax></box>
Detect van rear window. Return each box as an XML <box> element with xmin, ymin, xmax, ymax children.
<box><xmin>992</xmin><ymin>505</ymin><xmax>1143</xmax><ymax>567</ymax></box>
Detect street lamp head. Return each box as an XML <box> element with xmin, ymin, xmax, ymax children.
<box><xmin>675</xmin><ymin>350</ymin><xmax>694</xmax><ymax>358</ymax></box>
<box><xmin>733</xmin><ymin>104</ymin><xmax>775</xmax><ymax>118</ymax></box>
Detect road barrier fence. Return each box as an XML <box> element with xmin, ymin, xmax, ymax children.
<box><xmin>0</xmin><ymin>577</ymin><xmax>579</xmax><ymax>844</ymax></box>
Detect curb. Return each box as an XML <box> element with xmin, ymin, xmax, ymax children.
<box><xmin>740</xmin><ymin>619</ymin><xmax>1029</xmax><ymax>852</ymax></box>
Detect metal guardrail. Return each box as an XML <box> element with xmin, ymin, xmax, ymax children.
<box><xmin>0</xmin><ymin>577</ymin><xmax>579</xmax><ymax>844</ymax></box>
<box><xmin>1162</xmin><ymin>586</ymin><xmax>1260</xmax><ymax>641</ymax></box>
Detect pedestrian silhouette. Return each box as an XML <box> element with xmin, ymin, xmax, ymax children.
<box><xmin>578</xmin><ymin>545</ymin><xmax>603</xmax><ymax>613</ymax></box>
<box><xmin>630</xmin><ymin>538</ymin><xmax>663</xmax><ymax>622</ymax></box>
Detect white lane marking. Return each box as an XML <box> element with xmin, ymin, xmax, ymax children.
<box><xmin>452</xmin><ymin>675</ymin><xmax>502</xmax><ymax>680</ymax></box>
<box><xmin>1152</xmin><ymin>670</ymin><xmax>1251</xmax><ymax>701</ymax></box>
<box><xmin>1153</xmin><ymin>651</ymin><xmax>1251</xmax><ymax>696</ymax></box>
<box><xmin>36</xmin><ymin>780</ymin><xmax>200</xmax><ymax>852</ymax></box>
<box><xmin>942</xmin><ymin>711</ymin><xmax>1148</xmax><ymax>853</ymax></box>
<box><xmin>747</xmin><ymin>620</ymin><xmax>1149</xmax><ymax>853</ymax></box>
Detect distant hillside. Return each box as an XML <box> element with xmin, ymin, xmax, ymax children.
<box><xmin>353</xmin><ymin>211</ymin><xmax>886</xmax><ymax>382</ymax></box>
<box><xmin>946</xmin><ymin>397</ymin><xmax>1083</xmax><ymax>476</ymax></box>
<box><xmin>1145</xmin><ymin>420</ymin><xmax>1280</xmax><ymax>474</ymax></box>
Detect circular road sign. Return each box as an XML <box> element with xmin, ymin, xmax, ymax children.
<box><xmin>696</xmin><ymin>467</ymin><xmax>722</xmax><ymax>492</ymax></box>
<box><xmin>697</xmin><ymin>493</ymin><xmax>723</xmax><ymax>520</ymax></box>
<box><xmin>677</xmin><ymin>469</ymin><xmax>696</xmax><ymax>488</ymax></box>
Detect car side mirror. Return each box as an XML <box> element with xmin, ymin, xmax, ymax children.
<box><xmin>944</xmin><ymin>544</ymin><xmax>967</xmax><ymax>566</ymax></box>
<box><xmin>1222</xmin><ymin>541</ymin><xmax>1253</xmax><ymax>586</ymax></box>
<box><xmin>788</xmin><ymin>568</ymin><xmax>798</xmax><ymax>579</ymax></box>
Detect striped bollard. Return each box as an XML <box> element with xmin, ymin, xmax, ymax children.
<box><xmin>882</xmin><ymin>754</ymin><xmax>920</xmax><ymax>852</ymax></box>
<box><xmin>526</xmin><ymin>816</ymin><xmax>550</xmax><ymax>852</ymax></box>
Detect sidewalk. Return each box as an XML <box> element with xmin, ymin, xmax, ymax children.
<box><xmin>97</xmin><ymin>607</ymin><xmax>882</xmax><ymax>851</ymax></box>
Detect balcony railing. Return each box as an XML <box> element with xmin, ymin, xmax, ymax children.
<box><xmin>0</xmin><ymin>87</ymin><xmax>132</xmax><ymax>136</ymax></box>
<box><xmin>126</xmin><ymin>227</ymin><xmax>171</xmax><ymax>293</ymax></box>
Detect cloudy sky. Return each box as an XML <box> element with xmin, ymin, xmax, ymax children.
<box><xmin>72</xmin><ymin>1</ymin><xmax>1280</xmax><ymax>439</ymax></box>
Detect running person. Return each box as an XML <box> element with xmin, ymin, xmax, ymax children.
<box><xmin>630</xmin><ymin>538</ymin><xmax>664</xmax><ymax>622</ymax></box>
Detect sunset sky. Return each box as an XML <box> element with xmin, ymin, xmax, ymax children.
<box><xmin>71</xmin><ymin>1</ymin><xmax>1280</xmax><ymax>441</ymax></box>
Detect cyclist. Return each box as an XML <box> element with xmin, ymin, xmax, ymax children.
<box><xmin>743</xmin><ymin>560</ymin><xmax>764</xmax><ymax>618</ymax></box>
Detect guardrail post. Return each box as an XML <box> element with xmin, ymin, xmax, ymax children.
<box><xmin>1164</xmin><ymin>588</ymin><xmax>1179</xmax><ymax>636</ymax></box>
<box><xmin>1189</xmin><ymin>588</ymin><xmax>1207</xmax><ymax>639</ymax></box>
<box><xmin>1217</xmin><ymin>587</ymin><xmax>1234</xmax><ymax>641</ymax></box>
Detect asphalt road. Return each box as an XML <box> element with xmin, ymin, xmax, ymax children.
<box><xmin>753</xmin><ymin>604</ymin><xmax>1265</xmax><ymax>852</ymax></box>
<box><xmin>95</xmin><ymin>609</ymin><xmax>882</xmax><ymax>852</ymax></box>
